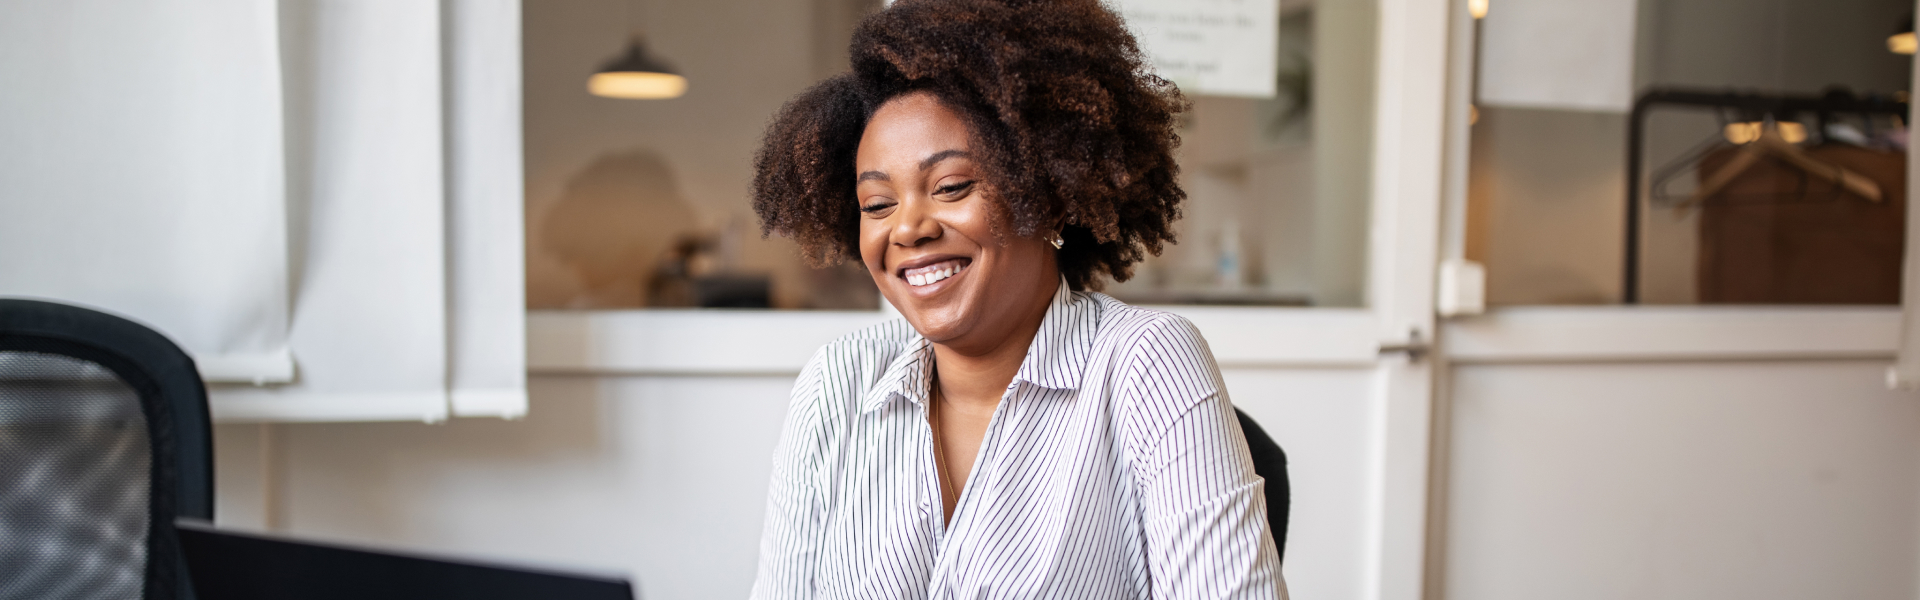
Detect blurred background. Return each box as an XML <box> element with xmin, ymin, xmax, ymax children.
<box><xmin>523</xmin><ymin>0</ymin><xmax>1374</xmax><ymax>311</ymax></box>
<box><xmin>5</xmin><ymin>0</ymin><xmax>1920</xmax><ymax>599</ymax></box>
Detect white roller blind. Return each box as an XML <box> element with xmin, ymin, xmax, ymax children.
<box><xmin>1</xmin><ymin>0</ymin><xmax>528</xmax><ymax>422</ymax></box>
<box><xmin>209</xmin><ymin>0</ymin><xmax>451</xmax><ymax>422</ymax></box>
<box><xmin>445</xmin><ymin>0</ymin><xmax>529</xmax><ymax>419</ymax></box>
<box><xmin>0</xmin><ymin>0</ymin><xmax>293</xmax><ymax>382</ymax></box>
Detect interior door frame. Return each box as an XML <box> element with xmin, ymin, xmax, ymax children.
<box><xmin>1360</xmin><ymin>0</ymin><xmax>1452</xmax><ymax>599</ymax></box>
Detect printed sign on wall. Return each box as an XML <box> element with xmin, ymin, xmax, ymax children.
<box><xmin>1111</xmin><ymin>0</ymin><xmax>1280</xmax><ymax>98</ymax></box>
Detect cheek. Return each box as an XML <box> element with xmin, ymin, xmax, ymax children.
<box><xmin>857</xmin><ymin>221</ymin><xmax>887</xmax><ymax>273</ymax></box>
<box><xmin>945</xmin><ymin>195</ymin><xmax>1001</xmax><ymax>242</ymax></box>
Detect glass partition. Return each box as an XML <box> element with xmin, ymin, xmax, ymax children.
<box><xmin>1106</xmin><ymin>0</ymin><xmax>1377</xmax><ymax>308</ymax></box>
<box><xmin>1466</xmin><ymin>0</ymin><xmax>1912</xmax><ymax>306</ymax></box>
<box><xmin>525</xmin><ymin>0</ymin><xmax>1375</xmax><ymax>310</ymax></box>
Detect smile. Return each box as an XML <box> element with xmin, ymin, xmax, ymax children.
<box><xmin>903</xmin><ymin>258</ymin><xmax>969</xmax><ymax>287</ymax></box>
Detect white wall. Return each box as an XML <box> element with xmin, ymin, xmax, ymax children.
<box><xmin>1442</xmin><ymin>358</ymin><xmax>1920</xmax><ymax>599</ymax></box>
<box><xmin>214</xmin><ymin>366</ymin><xmax>1382</xmax><ymax>600</ymax></box>
<box><xmin>217</xmin><ymin>376</ymin><xmax>792</xmax><ymax>600</ymax></box>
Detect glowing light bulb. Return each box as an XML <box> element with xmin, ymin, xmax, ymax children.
<box><xmin>1890</xmin><ymin>32</ymin><xmax>1916</xmax><ymax>55</ymax></box>
<box><xmin>1723</xmin><ymin>121</ymin><xmax>1806</xmax><ymax>144</ymax></box>
<box><xmin>588</xmin><ymin>71</ymin><xmax>687</xmax><ymax>99</ymax></box>
<box><xmin>1469</xmin><ymin>0</ymin><xmax>1489</xmax><ymax>19</ymax></box>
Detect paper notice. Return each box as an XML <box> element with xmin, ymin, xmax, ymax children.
<box><xmin>1112</xmin><ymin>0</ymin><xmax>1280</xmax><ymax>98</ymax></box>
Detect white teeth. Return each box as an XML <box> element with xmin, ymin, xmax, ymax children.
<box><xmin>904</xmin><ymin>260</ymin><xmax>967</xmax><ymax>287</ymax></box>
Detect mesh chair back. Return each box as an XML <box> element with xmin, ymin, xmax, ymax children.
<box><xmin>1</xmin><ymin>351</ymin><xmax>152</xmax><ymax>599</ymax></box>
<box><xmin>0</xmin><ymin>299</ymin><xmax>212</xmax><ymax>600</ymax></box>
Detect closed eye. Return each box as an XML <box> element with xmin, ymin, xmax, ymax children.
<box><xmin>935</xmin><ymin>180</ymin><xmax>975</xmax><ymax>197</ymax></box>
<box><xmin>860</xmin><ymin>200</ymin><xmax>895</xmax><ymax>214</ymax></box>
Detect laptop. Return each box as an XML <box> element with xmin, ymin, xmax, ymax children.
<box><xmin>175</xmin><ymin>519</ymin><xmax>635</xmax><ymax>600</ymax></box>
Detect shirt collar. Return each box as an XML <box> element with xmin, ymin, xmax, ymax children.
<box><xmin>1011</xmin><ymin>277</ymin><xmax>1097</xmax><ymax>391</ymax></box>
<box><xmin>859</xmin><ymin>277</ymin><xmax>1096</xmax><ymax>414</ymax></box>
<box><xmin>860</xmin><ymin>335</ymin><xmax>933</xmax><ymax>414</ymax></box>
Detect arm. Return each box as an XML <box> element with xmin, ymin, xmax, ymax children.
<box><xmin>1126</xmin><ymin>317</ymin><xmax>1287</xmax><ymax>600</ymax></box>
<box><xmin>749</xmin><ymin>351</ymin><xmax>832</xmax><ymax>600</ymax></box>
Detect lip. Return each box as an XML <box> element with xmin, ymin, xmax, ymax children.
<box><xmin>891</xmin><ymin>253</ymin><xmax>973</xmax><ymax>297</ymax></box>
<box><xmin>893</xmin><ymin>254</ymin><xmax>971</xmax><ymax>279</ymax></box>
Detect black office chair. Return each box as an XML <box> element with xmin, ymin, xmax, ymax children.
<box><xmin>0</xmin><ymin>299</ymin><xmax>213</xmax><ymax>600</ymax></box>
<box><xmin>1234</xmin><ymin>408</ymin><xmax>1290</xmax><ymax>564</ymax></box>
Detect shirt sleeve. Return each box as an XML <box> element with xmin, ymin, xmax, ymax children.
<box><xmin>1124</xmin><ymin>316</ymin><xmax>1288</xmax><ymax>600</ymax></box>
<box><xmin>749</xmin><ymin>349</ymin><xmax>832</xmax><ymax>600</ymax></box>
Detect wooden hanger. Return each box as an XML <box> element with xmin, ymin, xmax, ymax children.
<box><xmin>1680</xmin><ymin>122</ymin><xmax>1883</xmax><ymax>211</ymax></box>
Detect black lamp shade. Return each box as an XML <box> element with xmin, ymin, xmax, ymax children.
<box><xmin>588</xmin><ymin>38</ymin><xmax>687</xmax><ymax>99</ymax></box>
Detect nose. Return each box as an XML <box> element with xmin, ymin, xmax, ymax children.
<box><xmin>889</xmin><ymin>195</ymin><xmax>941</xmax><ymax>248</ymax></box>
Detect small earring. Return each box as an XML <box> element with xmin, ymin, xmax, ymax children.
<box><xmin>1049</xmin><ymin>233</ymin><xmax>1065</xmax><ymax>249</ymax></box>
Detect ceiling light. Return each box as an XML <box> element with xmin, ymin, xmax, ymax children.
<box><xmin>589</xmin><ymin>37</ymin><xmax>686</xmax><ymax>100</ymax></box>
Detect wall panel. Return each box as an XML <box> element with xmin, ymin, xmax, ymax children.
<box><xmin>1445</xmin><ymin>360</ymin><xmax>1920</xmax><ymax>600</ymax></box>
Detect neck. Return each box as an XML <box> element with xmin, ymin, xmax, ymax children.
<box><xmin>929</xmin><ymin>281</ymin><xmax>1057</xmax><ymax>412</ymax></box>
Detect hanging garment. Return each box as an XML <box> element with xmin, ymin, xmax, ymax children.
<box><xmin>1695</xmin><ymin>144</ymin><xmax>1905</xmax><ymax>304</ymax></box>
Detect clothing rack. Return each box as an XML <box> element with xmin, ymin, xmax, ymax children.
<box><xmin>1622</xmin><ymin>88</ymin><xmax>1909</xmax><ymax>303</ymax></box>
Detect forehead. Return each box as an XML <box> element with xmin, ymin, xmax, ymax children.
<box><xmin>856</xmin><ymin>92</ymin><xmax>973</xmax><ymax>169</ymax></box>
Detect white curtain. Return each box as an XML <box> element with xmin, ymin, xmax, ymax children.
<box><xmin>445</xmin><ymin>0</ymin><xmax>530</xmax><ymax>419</ymax></box>
<box><xmin>0</xmin><ymin>0</ymin><xmax>293</xmax><ymax>382</ymax></box>
<box><xmin>210</xmin><ymin>0</ymin><xmax>451</xmax><ymax>422</ymax></box>
<box><xmin>0</xmin><ymin>0</ymin><xmax>526</xmax><ymax>421</ymax></box>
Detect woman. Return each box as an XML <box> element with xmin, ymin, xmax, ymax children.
<box><xmin>748</xmin><ymin>0</ymin><xmax>1285</xmax><ymax>597</ymax></box>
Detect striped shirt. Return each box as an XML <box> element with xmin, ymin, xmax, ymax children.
<box><xmin>751</xmin><ymin>280</ymin><xmax>1287</xmax><ymax>600</ymax></box>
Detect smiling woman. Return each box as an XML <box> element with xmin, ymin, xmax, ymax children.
<box><xmin>747</xmin><ymin>0</ymin><xmax>1286</xmax><ymax>598</ymax></box>
<box><xmin>853</xmin><ymin>94</ymin><xmax>1058</xmax><ymax>353</ymax></box>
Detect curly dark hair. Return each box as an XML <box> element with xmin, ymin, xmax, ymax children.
<box><xmin>750</xmin><ymin>0</ymin><xmax>1189</xmax><ymax>291</ymax></box>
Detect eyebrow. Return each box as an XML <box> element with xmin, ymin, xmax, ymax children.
<box><xmin>855</xmin><ymin>149</ymin><xmax>973</xmax><ymax>184</ymax></box>
<box><xmin>918</xmin><ymin>149</ymin><xmax>971</xmax><ymax>172</ymax></box>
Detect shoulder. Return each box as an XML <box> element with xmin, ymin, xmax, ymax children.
<box><xmin>806</xmin><ymin>317</ymin><xmax>917</xmax><ymax>373</ymax></box>
<box><xmin>1085</xmin><ymin>294</ymin><xmax>1225</xmax><ymax>430</ymax></box>
<box><xmin>1084</xmin><ymin>293</ymin><xmax>1212</xmax><ymax>363</ymax></box>
<box><xmin>792</xmin><ymin>317</ymin><xmax>918</xmax><ymax>409</ymax></box>
<box><xmin>781</xmin><ymin>318</ymin><xmax>919</xmax><ymax>456</ymax></box>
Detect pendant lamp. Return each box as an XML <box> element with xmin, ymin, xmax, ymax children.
<box><xmin>1890</xmin><ymin>14</ymin><xmax>1915</xmax><ymax>55</ymax></box>
<box><xmin>589</xmin><ymin>36</ymin><xmax>687</xmax><ymax>99</ymax></box>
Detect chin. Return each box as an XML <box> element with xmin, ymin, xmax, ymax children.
<box><xmin>892</xmin><ymin>292</ymin><xmax>978</xmax><ymax>343</ymax></box>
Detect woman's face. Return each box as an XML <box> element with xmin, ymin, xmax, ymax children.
<box><xmin>854</xmin><ymin>92</ymin><xmax>1059</xmax><ymax>348</ymax></box>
